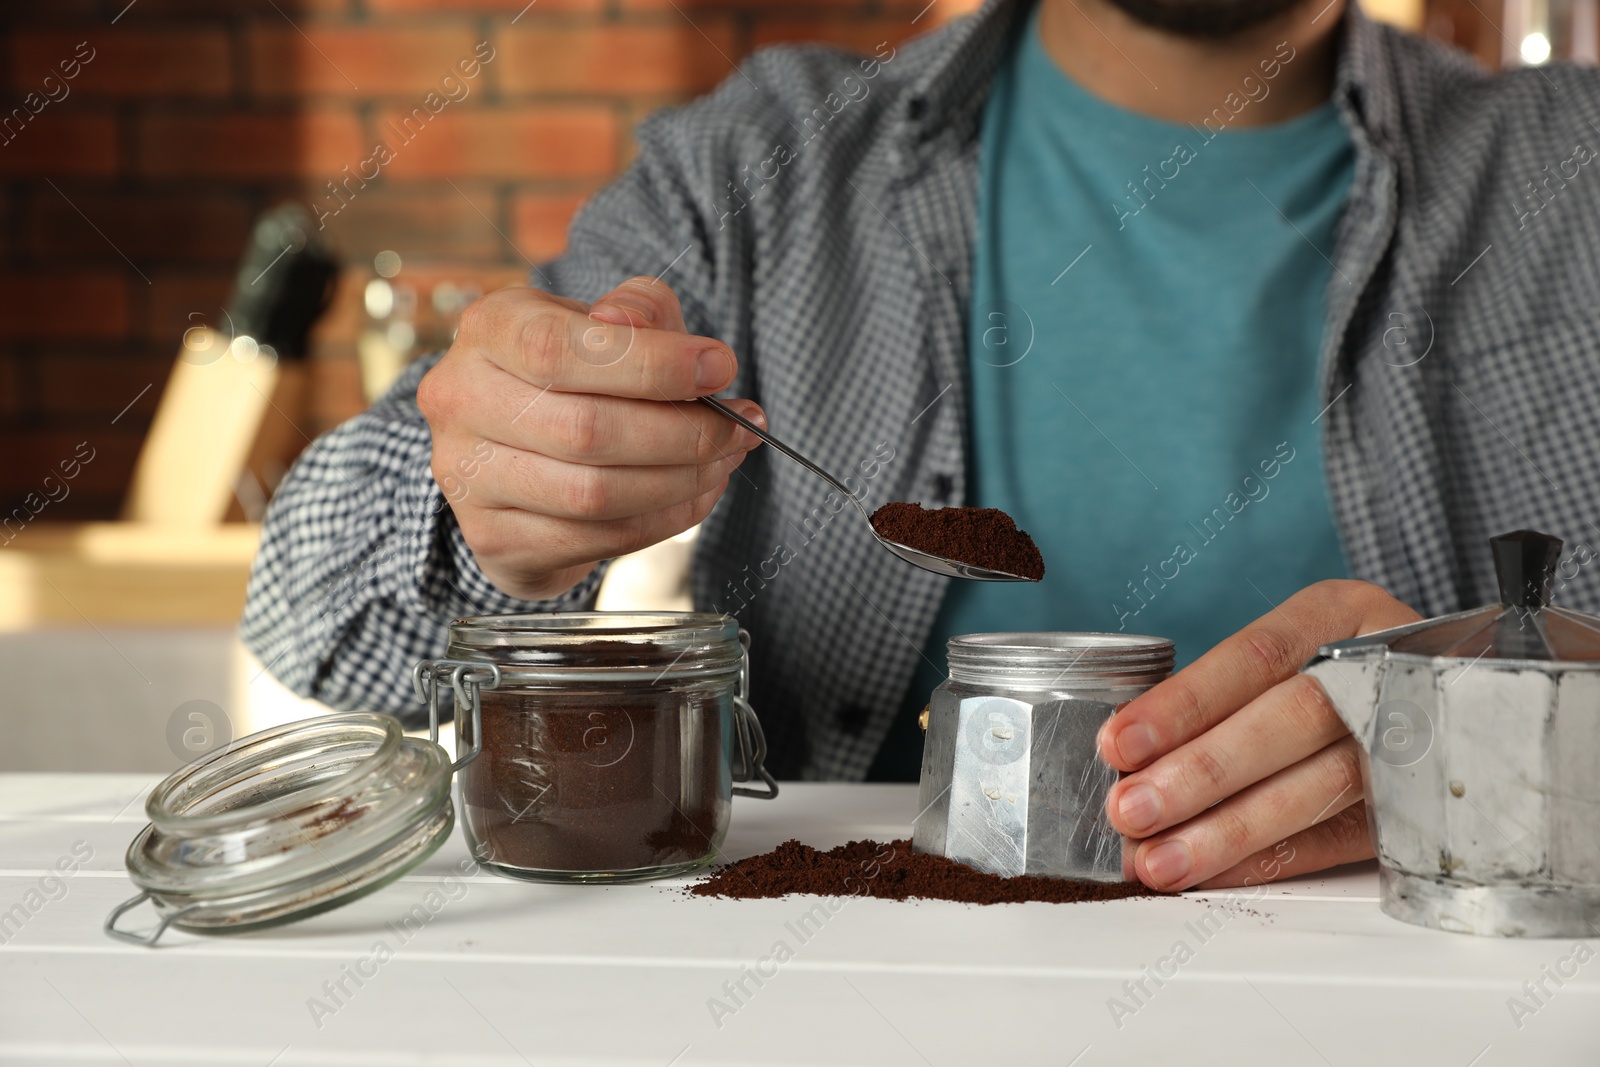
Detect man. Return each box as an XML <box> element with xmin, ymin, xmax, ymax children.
<box><xmin>243</xmin><ymin>0</ymin><xmax>1600</xmax><ymax>892</ymax></box>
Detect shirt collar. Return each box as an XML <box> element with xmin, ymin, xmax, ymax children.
<box><xmin>903</xmin><ymin>0</ymin><xmax>1400</xmax><ymax>150</ymax></box>
<box><xmin>899</xmin><ymin>0</ymin><xmax>1028</xmax><ymax>139</ymax></box>
<box><xmin>1331</xmin><ymin>2</ymin><xmax>1402</xmax><ymax>151</ymax></box>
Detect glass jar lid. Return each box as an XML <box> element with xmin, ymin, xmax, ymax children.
<box><xmin>106</xmin><ymin>713</ymin><xmax>455</xmax><ymax>946</ymax></box>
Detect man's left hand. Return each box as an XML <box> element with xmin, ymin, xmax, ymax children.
<box><xmin>1098</xmin><ymin>579</ymin><xmax>1421</xmax><ymax>891</ymax></box>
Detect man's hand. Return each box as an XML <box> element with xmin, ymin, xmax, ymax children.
<box><xmin>417</xmin><ymin>276</ymin><xmax>763</xmax><ymax>601</ymax></box>
<box><xmin>1098</xmin><ymin>579</ymin><xmax>1421</xmax><ymax>891</ymax></box>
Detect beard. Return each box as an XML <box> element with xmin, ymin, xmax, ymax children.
<box><xmin>1100</xmin><ymin>0</ymin><xmax>1313</xmax><ymax>37</ymax></box>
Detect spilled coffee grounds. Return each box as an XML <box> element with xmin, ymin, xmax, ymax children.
<box><xmin>870</xmin><ymin>502</ymin><xmax>1045</xmax><ymax>580</ymax></box>
<box><xmin>688</xmin><ymin>839</ymin><xmax>1166</xmax><ymax>904</ymax></box>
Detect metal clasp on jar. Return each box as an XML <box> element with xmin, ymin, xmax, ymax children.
<box><xmin>412</xmin><ymin>660</ymin><xmax>502</xmax><ymax>772</ymax></box>
<box><xmin>732</xmin><ymin>629</ymin><xmax>779</xmax><ymax>800</ymax></box>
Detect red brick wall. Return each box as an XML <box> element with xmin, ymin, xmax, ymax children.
<box><xmin>1</xmin><ymin>0</ymin><xmax>976</xmax><ymax>522</ymax></box>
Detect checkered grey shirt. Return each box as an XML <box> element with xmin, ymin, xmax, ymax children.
<box><xmin>243</xmin><ymin>0</ymin><xmax>1600</xmax><ymax>780</ymax></box>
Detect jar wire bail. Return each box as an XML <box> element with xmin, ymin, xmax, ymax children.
<box><xmin>413</xmin><ymin>660</ymin><xmax>501</xmax><ymax>773</ymax></box>
<box><xmin>104</xmin><ymin>890</ymin><xmax>200</xmax><ymax>948</ymax></box>
<box><xmin>731</xmin><ymin>629</ymin><xmax>779</xmax><ymax>799</ymax></box>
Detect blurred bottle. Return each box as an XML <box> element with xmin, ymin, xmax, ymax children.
<box><xmin>357</xmin><ymin>250</ymin><xmax>416</xmax><ymax>403</ymax></box>
<box><xmin>1502</xmin><ymin>0</ymin><xmax>1598</xmax><ymax>65</ymax></box>
<box><xmin>358</xmin><ymin>250</ymin><xmax>487</xmax><ymax>403</ymax></box>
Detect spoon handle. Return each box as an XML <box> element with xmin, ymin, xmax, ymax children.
<box><xmin>697</xmin><ymin>396</ymin><xmax>869</xmax><ymax>520</ymax></box>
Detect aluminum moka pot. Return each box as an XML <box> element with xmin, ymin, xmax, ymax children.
<box><xmin>913</xmin><ymin>633</ymin><xmax>1174</xmax><ymax>881</ymax></box>
<box><xmin>1303</xmin><ymin>530</ymin><xmax>1600</xmax><ymax>938</ymax></box>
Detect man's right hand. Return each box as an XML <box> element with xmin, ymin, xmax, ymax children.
<box><xmin>417</xmin><ymin>276</ymin><xmax>764</xmax><ymax>601</ymax></box>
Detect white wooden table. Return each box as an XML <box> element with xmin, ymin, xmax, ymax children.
<box><xmin>1</xmin><ymin>775</ymin><xmax>1595</xmax><ymax>1066</ymax></box>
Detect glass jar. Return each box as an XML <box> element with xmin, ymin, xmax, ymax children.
<box><xmin>912</xmin><ymin>632</ymin><xmax>1175</xmax><ymax>881</ymax></box>
<box><xmin>106</xmin><ymin>713</ymin><xmax>456</xmax><ymax>946</ymax></box>
<box><xmin>415</xmin><ymin>612</ymin><xmax>778</xmax><ymax>883</ymax></box>
<box><xmin>104</xmin><ymin>612</ymin><xmax>778</xmax><ymax>947</ymax></box>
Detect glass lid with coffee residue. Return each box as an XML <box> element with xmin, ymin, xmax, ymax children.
<box><xmin>106</xmin><ymin>712</ymin><xmax>462</xmax><ymax>947</ymax></box>
<box><xmin>1372</xmin><ymin>530</ymin><xmax>1600</xmax><ymax>662</ymax></box>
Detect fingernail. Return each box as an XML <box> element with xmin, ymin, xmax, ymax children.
<box><xmin>1114</xmin><ymin>723</ymin><xmax>1160</xmax><ymax>766</ymax></box>
<box><xmin>732</xmin><ymin>404</ymin><xmax>765</xmax><ymax>449</ymax></box>
<box><xmin>591</xmin><ymin>297</ymin><xmax>654</xmax><ymax>326</ymax></box>
<box><xmin>1117</xmin><ymin>783</ymin><xmax>1162</xmax><ymax>835</ymax></box>
<box><xmin>696</xmin><ymin>347</ymin><xmax>733</xmax><ymax>390</ymax></box>
<box><xmin>1143</xmin><ymin>840</ymin><xmax>1193</xmax><ymax>888</ymax></box>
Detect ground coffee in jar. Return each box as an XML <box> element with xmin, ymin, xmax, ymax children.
<box><xmin>417</xmin><ymin>613</ymin><xmax>777</xmax><ymax>883</ymax></box>
<box><xmin>466</xmin><ymin>685</ymin><xmax>726</xmax><ymax>874</ymax></box>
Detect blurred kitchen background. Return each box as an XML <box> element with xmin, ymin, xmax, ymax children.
<box><xmin>0</xmin><ymin>0</ymin><xmax>1578</xmax><ymax>772</ymax></box>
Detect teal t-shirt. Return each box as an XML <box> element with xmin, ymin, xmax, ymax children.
<box><xmin>870</xmin><ymin>12</ymin><xmax>1353</xmax><ymax>778</ymax></box>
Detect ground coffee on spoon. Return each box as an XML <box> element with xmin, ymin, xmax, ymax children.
<box><xmin>869</xmin><ymin>502</ymin><xmax>1046</xmax><ymax>580</ymax></box>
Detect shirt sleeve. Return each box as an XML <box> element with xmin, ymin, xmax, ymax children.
<box><xmin>239</xmin><ymin>354</ymin><xmax>605</xmax><ymax>721</ymax></box>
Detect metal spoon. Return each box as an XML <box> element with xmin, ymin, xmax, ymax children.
<box><xmin>698</xmin><ymin>396</ymin><xmax>1037</xmax><ymax>582</ymax></box>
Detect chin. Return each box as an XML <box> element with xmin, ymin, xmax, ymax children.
<box><xmin>1103</xmin><ymin>0</ymin><xmax>1320</xmax><ymax>38</ymax></box>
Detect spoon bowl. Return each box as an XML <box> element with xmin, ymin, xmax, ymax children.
<box><xmin>699</xmin><ymin>396</ymin><xmax>1038</xmax><ymax>583</ymax></box>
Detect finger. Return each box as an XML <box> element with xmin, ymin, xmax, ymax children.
<box><xmin>1129</xmin><ymin>735</ymin><xmax>1364</xmax><ymax>891</ymax></box>
<box><xmin>468</xmin><ymin>443</ymin><xmax>746</xmax><ymax>520</ymax></box>
<box><xmin>1105</xmin><ymin>673</ymin><xmax>1346</xmax><ymax>838</ymax></box>
<box><xmin>421</xmin><ymin>356</ymin><xmax>765</xmax><ymax>464</ymax></box>
<box><xmin>452</xmin><ymin>375</ymin><xmax>765</xmax><ymax>466</ymax></box>
<box><xmin>462</xmin><ymin>481</ymin><xmax>729</xmax><ymax>599</ymax></box>
<box><xmin>1099</xmin><ymin>580</ymin><xmax>1420</xmax><ymax>772</ymax></box>
<box><xmin>1195</xmin><ymin>802</ymin><xmax>1373</xmax><ymax>889</ymax></box>
<box><xmin>468</xmin><ymin>288</ymin><xmax>737</xmax><ymax>401</ymax></box>
<box><xmin>587</xmin><ymin>275</ymin><xmax>688</xmax><ymax>333</ymax></box>
<box><xmin>524</xmin><ymin>288</ymin><xmax>589</xmax><ymax>315</ymax></box>
<box><xmin>526</xmin><ymin>393</ymin><xmax>765</xmax><ymax>467</ymax></box>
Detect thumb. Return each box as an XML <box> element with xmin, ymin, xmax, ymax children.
<box><xmin>588</xmin><ymin>275</ymin><xmax>688</xmax><ymax>333</ymax></box>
